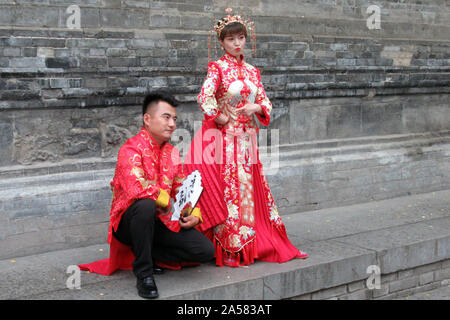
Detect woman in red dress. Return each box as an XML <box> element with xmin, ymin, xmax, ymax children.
<box><xmin>184</xmin><ymin>8</ymin><xmax>308</xmax><ymax>267</ymax></box>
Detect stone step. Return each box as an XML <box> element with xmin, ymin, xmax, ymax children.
<box><xmin>270</xmin><ymin>137</ymin><xmax>450</xmax><ymax>163</ymax></box>
<box><xmin>1</xmin><ymin>132</ymin><xmax>447</xmax><ymax>202</ymax></box>
<box><xmin>274</xmin><ymin>130</ymin><xmax>450</xmax><ymax>153</ymax></box>
<box><xmin>2</xmin><ymin>130</ymin><xmax>448</xmax><ymax>188</ymax></box>
<box><xmin>1</xmin><ymin>189</ymin><xmax>448</xmax><ymax>300</ymax></box>
<box><xmin>0</xmin><ymin>169</ymin><xmax>112</xmax><ymax>194</ymax></box>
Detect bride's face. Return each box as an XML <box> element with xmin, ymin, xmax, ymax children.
<box><xmin>220</xmin><ymin>32</ymin><xmax>246</xmax><ymax>58</ymax></box>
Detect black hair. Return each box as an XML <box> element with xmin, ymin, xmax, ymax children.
<box><xmin>142</xmin><ymin>91</ymin><xmax>179</xmax><ymax>115</ymax></box>
<box><xmin>219</xmin><ymin>22</ymin><xmax>247</xmax><ymax>41</ymax></box>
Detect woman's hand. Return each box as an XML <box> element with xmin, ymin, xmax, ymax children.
<box><xmin>237</xmin><ymin>102</ymin><xmax>262</xmax><ymax>118</ymax></box>
<box><xmin>214</xmin><ymin>113</ymin><xmax>229</xmax><ymax>127</ymax></box>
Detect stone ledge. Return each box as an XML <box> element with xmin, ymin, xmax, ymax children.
<box><xmin>0</xmin><ymin>132</ymin><xmax>448</xmax><ymax>259</ymax></box>
<box><xmin>290</xmin><ymin>259</ymin><xmax>449</xmax><ymax>300</ymax></box>
<box><xmin>266</xmin><ymin>131</ymin><xmax>450</xmax><ymax>162</ymax></box>
<box><xmin>1</xmin><ymin>130</ymin><xmax>448</xmax><ymax>179</ymax></box>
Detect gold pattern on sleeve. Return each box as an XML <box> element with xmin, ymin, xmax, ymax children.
<box><xmin>130</xmin><ymin>166</ymin><xmax>156</xmax><ymax>190</ymax></box>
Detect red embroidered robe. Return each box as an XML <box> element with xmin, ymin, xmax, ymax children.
<box><xmin>79</xmin><ymin>128</ymin><xmax>202</xmax><ymax>275</ymax></box>
<box><xmin>184</xmin><ymin>53</ymin><xmax>305</xmax><ymax>267</ymax></box>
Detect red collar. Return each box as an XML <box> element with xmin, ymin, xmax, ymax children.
<box><xmin>140</xmin><ymin>127</ymin><xmax>168</xmax><ymax>150</ymax></box>
<box><xmin>222</xmin><ymin>52</ymin><xmax>245</xmax><ymax>65</ymax></box>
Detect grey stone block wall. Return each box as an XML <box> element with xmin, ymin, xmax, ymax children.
<box><xmin>0</xmin><ymin>1</ymin><xmax>449</xmax><ymax>169</ymax></box>
<box><xmin>289</xmin><ymin>259</ymin><xmax>450</xmax><ymax>300</ymax></box>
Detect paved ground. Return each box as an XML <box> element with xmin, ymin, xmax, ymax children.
<box><xmin>1</xmin><ymin>189</ymin><xmax>449</xmax><ymax>300</ymax></box>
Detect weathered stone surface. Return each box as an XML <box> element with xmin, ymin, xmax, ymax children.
<box><xmin>0</xmin><ymin>117</ymin><xmax>14</xmax><ymax>166</ymax></box>
<box><xmin>1</xmin><ymin>188</ymin><xmax>448</xmax><ymax>300</ymax></box>
<box><xmin>262</xmin><ymin>240</ymin><xmax>376</xmax><ymax>299</ymax></box>
<box><xmin>0</xmin><ymin>0</ymin><xmax>449</xmax><ymax>268</ymax></box>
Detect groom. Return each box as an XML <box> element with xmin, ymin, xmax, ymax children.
<box><xmin>80</xmin><ymin>92</ymin><xmax>214</xmax><ymax>299</ymax></box>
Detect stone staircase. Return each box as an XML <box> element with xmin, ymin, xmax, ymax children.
<box><xmin>1</xmin><ymin>189</ymin><xmax>448</xmax><ymax>300</ymax></box>
<box><xmin>1</xmin><ymin>131</ymin><xmax>449</xmax><ymax>260</ymax></box>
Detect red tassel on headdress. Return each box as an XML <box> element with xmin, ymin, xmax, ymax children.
<box><xmin>208</xmin><ymin>31</ymin><xmax>211</xmax><ymax>62</ymax></box>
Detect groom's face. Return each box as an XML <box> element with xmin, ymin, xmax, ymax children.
<box><xmin>143</xmin><ymin>101</ymin><xmax>177</xmax><ymax>145</ymax></box>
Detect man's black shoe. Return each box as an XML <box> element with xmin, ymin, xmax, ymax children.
<box><xmin>153</xmin><ymin>266</ymin><xmax>164</xmax><ymax>275</ymax></box>
<box><xmin>137</xmin><ymin>276</ymin><xmax>159</xmax><ymax>299</ymax></box>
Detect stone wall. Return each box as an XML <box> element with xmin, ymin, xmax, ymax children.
<box><xmin>0</xmin><ymin>0</ymin><xmax>449</xmax><ymax>257</ymax></box>
<box><xmin>1</xmin><ymin>0</ymin><xmax>449</xmax><ymax>169</ymax></box>
<box><xmin>289</xmin><ymin>259</ymin><xmax>450</xmax><ymax>300</ymax></box>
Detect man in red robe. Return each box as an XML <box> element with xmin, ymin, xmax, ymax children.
<box><xmin>79</xmin><ymin>92</ymin><xmax>215</xmax><ymax>299</ymax></box>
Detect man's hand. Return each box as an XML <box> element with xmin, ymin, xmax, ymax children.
<box><xmin>156</xmin><ymin>202</ymin><xmax>172</xmax><ymax>216</ymax></box>
<box><xmin>179</xmin><ymin>214</ymin><xmax>200</xmax><ymax>229</ymax></box>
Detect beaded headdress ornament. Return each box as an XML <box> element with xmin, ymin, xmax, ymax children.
<box><xmin>208</xmin><ymin>8</ymin><xmax>256</xmax><ymax>61</ymax></box>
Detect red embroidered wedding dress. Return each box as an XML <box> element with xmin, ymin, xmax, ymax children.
<box><xmin>184</xmin><ymin>52</ymin><xmax>308</xmax><ymax>267</ymax></box>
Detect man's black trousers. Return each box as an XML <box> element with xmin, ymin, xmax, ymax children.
<box><xmin>113</xmin><ymin>198</ymin><xmax>215</xmax><ymax>279</ymax></box>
